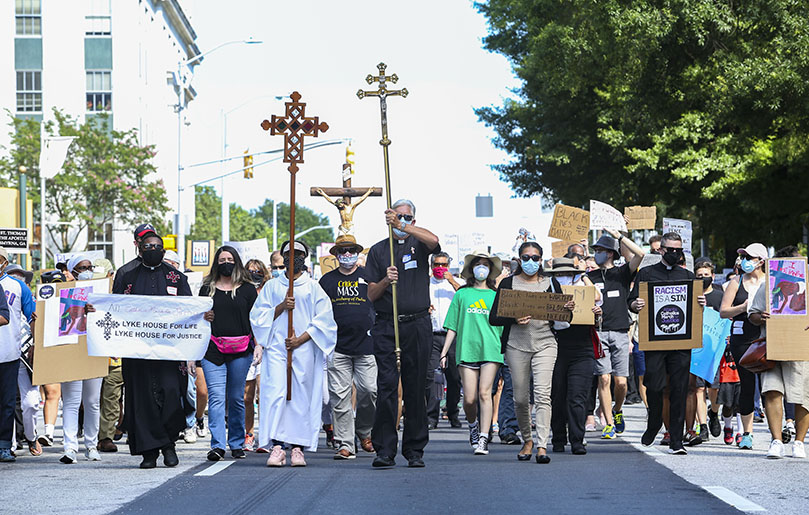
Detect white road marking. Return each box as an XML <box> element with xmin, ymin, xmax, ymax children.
<box><xmin>629</xmin><ymin>441</ymin><xmax>664</xmax><ymax>455</ymax></box>
<box><xmin>703</xmin><ymin>486</ymin><xmax>767</xmax><ymax>512</ymax></box>
<box><xmin>194</xmin><ymin>460</ymin><xmax>234</xmax><ymax>477</ymax></box>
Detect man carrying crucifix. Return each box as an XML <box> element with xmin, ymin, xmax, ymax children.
<box><xmin>249</xmin><ymin>240</ymin><xmax>336</xmax><ymax>467</ymax></box>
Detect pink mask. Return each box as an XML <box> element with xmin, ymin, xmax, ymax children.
<box><xmin>432</xmin><ymin>266</ymin><xmax>447</xmax><ymax>279</ymax></box>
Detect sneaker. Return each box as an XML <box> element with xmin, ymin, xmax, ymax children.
<box><xmin>469</xmin><ymin>421</ymin><xmax>480</xmax><ymax>448</ymax></box>
<box><xmin>266</xmin><ymin>445</ymin><xmax>286</xmax><ymax>467</ymax></box>
<box><xmin>243</xmin><ymin>433</ymin><xmax>256</xmax><ymax>452</ymax></box>
<box><xmin>699</xmin><ymin>424</ymin><xmax>710</xmax><ymax>443</ymax></box>
<box><xmin>85</xmin><ymin>447</ymin><xmax>101</xmax><ymax>461</ymax></box>
<box><xmin>207</xmin><ymin>448</ymin><xmax>225</xmax><ymax>461</ymax></box>
<box><xmin>492</xmin><ymin>422</ymin><xmax>499</xmax><ymax>434</ymax></box>
<box><xmin>739</xmin><ymin>433</ymin><xmax>754</xmax><ymax>450</ymax></box>
<box><xmin>290</xmin><ymin>447</ymin><xmax>306</xmax><ymax>467</ymax></box>
<box><xmin>334</xmin><ymin>448</ymin><xmax>356</xmax><ymax>460</ymax></box>
<box><xmin>783</xmin><ymin>422</ymin><xmax>796</xmax><ymax>444</ymax></box>
<box><xmin>231</xmin><ymin>449</ymin><xmax>246</xmax><ymax>459</ymax></box>
<box><xmin>767</xmin><ymin>439</ymin><xmax>784</xmax><ymax>459</ymax></box>
<box><xmin>474</xmin><ymin>435</ymin><xmax>490</xmax><ymax>455</ymax></box>
<box><xmin>613</xmin><ymin>411</ymin><xmax>625</xmax><ymax>434</ymax></box>
<box><xmin>793</xmin><ymin>440</ymin><xmax>806</xmax><ymax>459</ymax></box>
<box><xmin>195</xmin><ymin>418</ymin><xmax>207</xmax><ymax>438</ymax></box>
<box><xmin>660</xmin><ymin>432</ymin><xmax>671</xmax><ymax>446</ymax></box>
<box><xmin>723</xmin><ymin>427</ymin><xmax>734</xmax><ymax>445</ymax></box>
<box><xmin>753</xmin><ymin>410</ymin><xmax>765</xmax><ymax>423</ymax></box>
<box><xmin>183</xmin><ymin>427</ymin><xmax>197</xmax><ymax>444</ymax></box>
<box><xmin>323</xmin><ymin>424</ymin><xmax>335</xmax><ymax>449</ymax></box>
<box><xmin>59</xmin><ymin>450</ymin><xmax>78</xmax><ymax>464</ymax></box>
<box><xmin>668</xmin><ymin>446</ymin><xmax>688</xmax><ymax>455</ymax></box>
<box><xmin>685</xmin><ymin>430</ymin><xmax>703</xmax><ymax>447</ymax></box>
<box><xmin>37</xmin><ymin>434</ymin><xmax>54</xmax><ymax>447</ymax></box>
<box><xmin>0</xmin><ymin>448</ymin><xmax>15</xmax><ymax>462</ymax></box>
<box><xmin>601</xmin><ymin>425</ymin><xmax>616</xmax><ymax>439</ymax></box>
<box><xmin>735</xmin><ymin>433</ymin><xmax>743</xmax><ymax>445</ymax></box>
<box><xmin>708</xmin><ymin>410</ymin><xmax>721</xmax><ymax>437</ymax></box>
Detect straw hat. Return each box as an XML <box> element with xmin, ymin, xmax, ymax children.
<box><xmin>546</xmin><ymin>257</ymin><xmax>580</xmax><ymax>274</ymax></box>
<box><xmin>329</xmin><ymin>234</ymin><xmax>364</xmax><ymax>256</ymax></box>
<box><xmin>460</xmin><ymin>250</ymin><xmax>502</xmax><ymax>281</ymax></box>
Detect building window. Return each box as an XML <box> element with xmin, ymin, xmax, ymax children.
<box><xmin>16</xmin><ymin>71</ymin><xmax>42</xmax><ymax>112</ymax></box>
<box><xmin>86</xmin><ymin>71</ymin><xmax>112</xmax><ymax>112</ymax></box>
<box><xmin>15</xmin><ymin>0</ymin><xmax>41</xmax><ymax>35</ymax></box>
<box><xmin>88</xmin><ymin>222</ymin><xmax>113</xmax><ymax>261</ymax></box>
<box><xmin>85</xmin><ymin>0</ymin><xmax>111</xmax><ymax>35</ymax></box>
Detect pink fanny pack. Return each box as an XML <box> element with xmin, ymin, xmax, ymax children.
<box><xmin>211</xmin><ymin>335</ymin><xmax>251</xmax><ymax>354</ymax></box>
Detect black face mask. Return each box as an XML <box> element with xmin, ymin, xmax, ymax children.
<box><xmin>218</xmin><ymin>262</ymin><xmax>235</xmax><ymax>277</ymax></box>
<box><xmin>142</xmin><ymin>249</ymin><xmax>165</xmax><ymax>268</ymax></box>
<box><xmin>250</xmin><ymin>271</ymin><xmax>264</xmax><ymax>283</ymax></box>
<box><xmin>662</xmin><ymin>249</ymin><xmax>683</xmax><ymax>266</ymax></box>
<box><xmin>701</xmin><ymin>277</ymin><xmax>713</xmax><ymax>289</ymax></box>
<box><xmin>283</xmin><ymin>255</ymin><xmax>308</xmax><ymax>275</ymax></box>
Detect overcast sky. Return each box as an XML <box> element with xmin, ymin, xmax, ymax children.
<box><xmin>181</xmin><ymin>0</ymin><xmax>550</xmax><ymax>259</ymax></box>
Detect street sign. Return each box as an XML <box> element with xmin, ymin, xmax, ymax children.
<box><xmin>0</xmin><ymin>227</ymin><xmax>29</xmax><ymax>253</ymax></box>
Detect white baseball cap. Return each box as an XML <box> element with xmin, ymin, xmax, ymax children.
<box><xmin>737</xmin><ymin>243</ymin><xmax>768</xmax><ymax>260</ymax></box>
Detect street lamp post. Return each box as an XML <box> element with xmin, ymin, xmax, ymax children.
<box><xmin>174</xmin><ymin>38</ymin><xmax>262</xmax><ymax>266</ymax></box>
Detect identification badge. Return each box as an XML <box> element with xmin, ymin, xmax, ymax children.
<box><xmin>607</xmin><ymin>290</ymin><xmax>620</xmax><ymax>298</ymax></box>
<box><xmin>402</xmin><ymin>254</ymin><xmax>412</xmax><ymax>263</ymax></box>
<box><xmin>732</xmin><ymin>320</ymin><xmax>744</xmax><ymax>335</ymax></box>
<box><xmin>404</xmin><ymin>260</ymin><xmax>418</xmax><ymax>270</ymax></box>
<box><xmin>167</xmin><ymin>286</ymin><xmax>177</xmax><ymax>296</ymax></box>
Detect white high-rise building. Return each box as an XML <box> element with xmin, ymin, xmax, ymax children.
<box><xmin>0</xmin><ymin>0</ymin><xmax>201</xmax><ymax>267</ymax></box>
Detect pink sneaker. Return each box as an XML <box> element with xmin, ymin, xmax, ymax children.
<box><xmin>266</xmin><ymin>445</ymin><xmax>286</xmax><ymax>467</ymax></box>
<box><xmin>290</xmin><ymin>447</ymin><xmax>306</xmax><ymax>467</ymax></box>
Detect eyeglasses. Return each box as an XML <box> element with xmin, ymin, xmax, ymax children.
<box><xmin>520</xmin><ymin>254</ymin><xmax>542</xmax><ymax>262</ymax></box>
<box><xmin>661</xmin><ymin>246</ymin><xmax>683</xmax><ymax>252</ymax></box>
<box><xmin>74</xmin><ymin>265</ymin><xmax>93</xmax><ymax>272</ymax></box>
<box><xmin>141</xmin><ymin>244</ymin><xmax>164</xmax><ymax>251</ymax></box>
<box><xmin>271</xmin><ymin>265</ymin><xmax>286</xmax><ymax>270</ymax></box>
<box><xmin>337</xmin><ymin>248</ymin><xmax>359</xmax><ymax>255</ymax></box>
<box><xmin>433</xmin><ymin>262</ymin><xmax>449</xmax><ymax>268</ymax></box>
<box><xmin>396</xmin><ymin>214</ymin><xmax>414</xmax><ymax>222</ymax></box>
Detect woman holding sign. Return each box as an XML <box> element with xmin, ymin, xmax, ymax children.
<box><xmin>199</xmin><ymin>246</ymin><xmax>258</xmax><ymax>461</ymax></box>
<box><xmin>720</xmin><ymin>243</ymin><xmax>767</xmax><ymax>451</ymax></box>
<box><xmin>489</xmin><ymin>242</ymin><xmax>575</xmax><ymax>464</ymax></box>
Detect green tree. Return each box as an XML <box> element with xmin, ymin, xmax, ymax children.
<box><xmin>254</xmin><ymin>199</ymin><xmax>334</xmax><ymax>251</ymax></box>
<box><xmin>187</xmin><ymin>186</ymin><xmax>222</xmax><ymax>243</ymax></box>
<box><xmin>0</xmin><ymin>110</ymin><xmax>168</xmax><ymax>262</ymax></box>
<box><xmin>476</xmin><ymin>1</ymin><xmax>809</xmax><ymax>260</ymax></box>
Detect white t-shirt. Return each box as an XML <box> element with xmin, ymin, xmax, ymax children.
<box><xmin>0</xmin><ymin>275</ymin><xmax>23</xmax><ymax>363</ymax></box>
<box><xmin>429</xmin><ymin>276</ymin><xmax>458</xmax><ymax>333</ymax></box>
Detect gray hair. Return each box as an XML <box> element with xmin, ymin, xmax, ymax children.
<box><xmin>392</xmin><ymin>199</ymin><xmax>416</xmax><ymax>217</ymax></box>
<box><xmin>430</xmin><ymin>252</ymin><xmax>451</xmax><ymax>266</ymax></box>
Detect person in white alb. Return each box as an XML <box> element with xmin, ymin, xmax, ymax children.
<box><xmin>426</xmin><ymin>252</ymin><xmax>463</xmax><ymax>429</ymax></box>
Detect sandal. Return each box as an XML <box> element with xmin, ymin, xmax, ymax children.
<box><xmin>28</xmin><ymin>440</ymin><xmax>42</xmax><ymax>456</ymax></box>
<box><xmin>517</xmin><ymin>440</ymin><xmax>534</xmax><ymax>461</ymax></box>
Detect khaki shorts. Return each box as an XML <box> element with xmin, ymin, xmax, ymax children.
<box><xmin>761</xmin><ymin>361</ymin><xmax>809</xmax><ymax>406</ymax></box>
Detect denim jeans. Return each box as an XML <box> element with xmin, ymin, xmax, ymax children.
<box><xmin>202</xmin><ymin>355</ymin><xmax>252</xmax><ymax>450</ymax></box>
<box><xmin>494</xmin><ymin>363</ymin><xmax>519</xmax><ymax>438</ymax></box>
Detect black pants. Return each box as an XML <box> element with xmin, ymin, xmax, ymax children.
<box><xmin>551</xmin><ymin>352</ymin><xmax>594</xmax><ymax>449</ymax></box>
<box><xmin>372</xmin><ymin>316</ymin><xmax>432</xmax><ymax>459</ymax></box>
<box><xmin>730</xmin><ymin>341</ymin><xmax>756</xmax><ymax>416</ymax></box>
<box><xmin>0</xmin><ymin>359</ymin><xmax>19</xmax><ymax>449</ymax></box>
<box><xmin>426</xmin><ymin>333</ymin><xmax>460</xmax><ymax>424</ymax></box>
<box><xmin>643</xmin><ymin>350</ymin><xmax>690</xmax><ymax>447</ymax></box>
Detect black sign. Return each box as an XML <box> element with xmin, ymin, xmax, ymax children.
<box><xmin>0</xmin><ymin>228</ymin><xmax>29</xmax><ymax>251</ymax></box>
<box><xmin>647</xmin><ymin>280</ymin><xmax>694</xmax><ymax>341</ymax></box>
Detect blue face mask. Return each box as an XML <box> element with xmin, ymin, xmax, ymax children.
<box><xmin>521</xmin><ymin>258</ymin><xmax>541</xmax><ymax>276</ymax></box>
<box><xmin>594</xmin><ymin>251</ymin><xmax>610</xmax><ymax>266</ymax></box>
<box><xmin>740</xmin><ymin>258</ymin><xmax>758</xmax><ymax>274</ymax></box>
<box><xmin>271</xmin><ymin>269</ymin><xmax>283</xmax><ymax>279</ymax></box>
<box><xmin>393</xmin><ymin>219</ymin><xmax>412</xmax><ymax>239</ymax></box>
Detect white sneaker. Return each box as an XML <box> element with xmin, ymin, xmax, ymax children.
<box><xmin>183</xmin><ymin>427</ymin><xmax>197</xmax><ymax>444</ymax></box>
<box><xmin>474</xmin><ymin>436</ymin><xmax>490</xmax><ymax>455</ymax></box>
<box><xmin>767</xmin><ymin>439</ymin><xmax>785</xmax><ymax>459</ymax></box>
<box><xmin>195</xmin><ymin>418</ymin><xmax>208</xmax><ymax>438</ymax></box>
<box><xmin>85</xmin><ymin>447</ymin><xmax>101</xmax><ymax>461</ymax></box>
<box><xmin>793</xmin><ymin>440</ymin><xmax>806</xmax><ymax>459</ymax></box>
<box><xmin>59</xmin><ymin>450</ymin><xmax>77</xmax><ymax>464</ymax></box>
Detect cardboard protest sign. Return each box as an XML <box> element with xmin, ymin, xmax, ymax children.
<box><xmin>662</xmin><ymin>218</ymin><xmax>693</xmax><ymax>255</ymax></box>
<box><xmin>589</xmin><ymin>200</ymin><xmax>627</xmax><ymax>232</ymax></box>
<box><xmin>765</xmin><ymin>257</ymin><xmax>809</xmax><ymax>361</ymax></box>
<box><xmin>495</xmin><ymin>289</ymin><xmax>573</xmax><ymax>322</ymax></box>
<box><xmin>690</xmin><ymin>307</ymin><xmax>731</xmax><ymax>383</ymax></box>
<box><xmin>87</xmin><ymin>294</ymin><xmax>213</xmax><ymax>361</ymax></box>
<box><xmin>624</xmin><ymin>206</ymin><xmax>656</xmax><ymax>231</ymax></box>
<box><xmin>551</xmin><ymin>240</ymin><xmax>576</xmax><ymax>258</ymax></box>
<box><xmin>320</xmin><ymin>255</ymin><xmax>338</xmax><ymax>274</ymax></box>
<box><xmin>224</xmin><ymin>238</ymin><xmax>272</xmax><ymax>267</ymax></box>
<box><xmin>638</xmin><ymin>280</ymin><xmax>703</xmax><ymax>351</ymax></box>
<box><xmin>548</xmin><ymin>204</ymin><xmax>590</xmax><ymax>242</ymax></box>
<box><xmin>32</xmin><ymin>279</ymin><xmax>111</xmax><ymax>386</ymax></box>
<box><xmin>561</xmin><ymin>285</ymin><xmax>596</xmax><ymax>325</ymax></box>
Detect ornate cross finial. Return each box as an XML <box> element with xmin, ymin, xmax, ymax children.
<box><xmin>357</xmin><ymin>63</ymin><xmax>409</xmax><ymax>100</ymax></box>
<box><xmin>260</xmin><ymin>91</ymin><xmax>329</xmax><ymax>173</ymax></box>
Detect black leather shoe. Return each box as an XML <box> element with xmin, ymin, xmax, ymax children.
<box><xmin>139</xmin><ymin>451</ymin><xmax>158</xmax><ymax>469</ymax></box>
<box><xmin>449</xmin><ymin>417</ymin><xmax>462</xmax><ymax>429</ymax></box>
<box><xmin>571</xmin><ymin>446</ymin><xmax>587</xmax><ymax>455</ymax></box>
<box><xmin>500</xmin><ymin>433</ymin><xmax>521</xmax><ymax>445</ymax></box>
<box><xmin>407</xmin><ymin>456</ymin><xmax>425</xmax><ymax>468</ymax></box>
<box><xmin>535</xmin><ymin>453</ymin><xmax>551</xmax><ymax>464</ymax></box>
<box><xmin>552</xmin><ymin>444</ymin><xmax>565</xmax><ymax>453</ymax></box>
<box><xmin>372</xmin><ymin>455</ymin><xmax>395</xmax><ymax>468</ymax></box>
<box><xmin>162</xmin><ymin>445</ymin><xmax>179</xmax><ymax>467</ymax></box>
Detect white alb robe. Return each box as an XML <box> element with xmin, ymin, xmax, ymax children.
<box><xmin>250</xmin><ymin>273</ymin><xmax>336</xmax><ymax>451</ymax></box>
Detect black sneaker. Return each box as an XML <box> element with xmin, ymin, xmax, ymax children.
<box><xmin>207</xmin><ymin>448</ymin><xmax>225</xmax><ymax>462</ymax></box>
<box><xmin>500</xmin><ymin>432</ymin><xmax>521</xmax><ymax>445</ymax></box>
<box><xmin>708</xmin><ymin>409</ymin><xmax>721</xmax><ymax>437</ymax></box>
<box><xmin>232</xmin><ymin>449</ymin><xmax>246</xmax><ymax>459</ymax></box>
<box><xmin>700</xmin><ymin>424</ymin><xmax>710</xmax><ymax>443</ymax></box>
<box><xmin>407</xmin><ymin>456</ymin><xmax>425</xmax><ymax>468</ymax></box>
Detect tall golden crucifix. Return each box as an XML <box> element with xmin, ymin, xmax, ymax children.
<box><xmin>261</xmin><ymin>91</ymin><xmax>328</xmax><ymax>401</ymax></box>
<box><xmin>357</xmin><ymin>63</ymin><xmax>408</xmax><ymax>366</ymax></box>
<box><xmin>311</xmin><ymin>145</ymin><xmax>382</xmax><ymax>236</ymax></box>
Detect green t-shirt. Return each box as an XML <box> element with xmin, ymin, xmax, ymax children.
<box><xmin>443</xmin><ymin>287</ymin><xmax>504</xmax><ymax>365</ymax></box>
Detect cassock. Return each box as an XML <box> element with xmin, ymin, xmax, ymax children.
<box><xmin>250</xmin><ymin>273</ymin><xmax>336</xmax><ymax>451</ymax></box>
<box><xmin>115</xmin><ymin>262</ymin><xmax>193</xmax><ymax>455</ymax></box>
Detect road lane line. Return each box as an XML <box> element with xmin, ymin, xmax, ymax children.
<box><xmin>703</xmin><ymin>486</ymin><xmax>766</xmax><ymax>512</ymax></box>
<box><xmin>194</xmin><ymin>460</ymin><xmax>234</xmax><ymax>477</ymax></box>
<box><xmin>628</xmin><ymin>440</ymin><xmax>664</xmax><ymax>455</ymax></box>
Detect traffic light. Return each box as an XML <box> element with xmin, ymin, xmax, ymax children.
<box><xmin>345</xmin><ymin>144</ymin><xmax>355</xmax><ymax>171</ymax></box>
<box><xmin>163</xmin><ymin>234</ymin><xmax>177</xmax><ymax>251</ymax></box>
<box><xmin>243</xmin><ymin>149</ymin><xmax>254</xmax><ymax>179</ymax></box>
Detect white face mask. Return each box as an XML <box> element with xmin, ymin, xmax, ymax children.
<box><xmin>77</xmin><ymin>271</ymin><xmax>94</xmax><ymax>281</ymax></box>
<box><xmin>555</xmin><ymin>275</ymin><xmax>574</xmax><ymax>286</ymax></box>
<box><xmin>473</xmin><ymin>264</ymin><xmax>490</xmax><ymax>281</ymax></box>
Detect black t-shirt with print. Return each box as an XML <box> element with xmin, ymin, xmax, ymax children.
<box><xmin>587</xmin><ymin>263</ymin><xmax>634</xmax><ymax>331</ymax></box>
<box><xmin>319</xmin><ymin>267</ymin><xmax>374</xmax><ymax>355</ymax></box>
